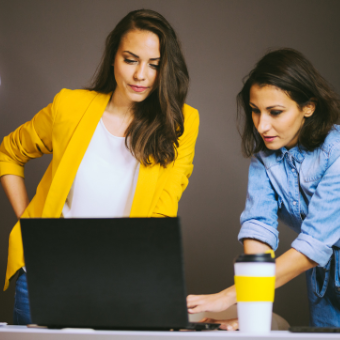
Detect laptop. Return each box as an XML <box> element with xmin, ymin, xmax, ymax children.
<box><xmin>20</xmin><ymin>217</ymin><xmax>220</xmax><ymax>331</ymax></box>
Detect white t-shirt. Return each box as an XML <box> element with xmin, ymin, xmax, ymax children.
<box><xmin>62</xmin><ymin>118</ymin><xmax>140</xmax><ymax>218</ymax></box>
<box><xmin>22</xmin><ymin>119</ymin><xmax>139</xmax><ymax>271</ymax></box>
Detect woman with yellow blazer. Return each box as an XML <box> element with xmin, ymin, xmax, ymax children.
<box><xmin>0</xmin><ymin>9</ymin><xmax>199</xmax><ymax>325</ymax></box>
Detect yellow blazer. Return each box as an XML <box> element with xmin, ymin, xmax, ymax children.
<box><xmin>0</xmin><ymin>89</ymin><xmax>199</xmax><ymax>290</ymax></box>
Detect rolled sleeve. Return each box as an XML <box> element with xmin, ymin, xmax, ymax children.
<box><xmin>238</xmin><ymin>220</ymin><xmax>279</xmax><ymax>250</ymax></box>
<box><xmin>0</xmin><ymin>159</ymin><xmax>25</xmax><ymax>178</ymax></box>
<box><xmin>291</xmin><ymin>233</ymin><xmax>332</xmax><ymax>267</ymax></box>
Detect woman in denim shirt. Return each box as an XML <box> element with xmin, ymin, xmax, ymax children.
<box><xmin>187</xmin><ymin>48</ymin><xmax>340</xmax><ymax>328</ymax></box>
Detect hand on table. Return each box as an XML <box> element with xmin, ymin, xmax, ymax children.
<box><xmin>187</xmin><ymin>285</ymin><xmax>236</xmax><ymax>314</ymax></box>
<box><xmin>200</xmin><ymin>317</ymin><xmax>239</xmax><ymax>331</ymax></box>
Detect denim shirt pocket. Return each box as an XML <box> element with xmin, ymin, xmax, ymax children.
<box><xmin>301</xmin><ymin>149</ymin><xmax>328</xmax><ymax>183</ymax></box>
<box><xmin>311</xmin><ymin>259</ymin><xmax>331</xmax><ymax>298</ymax></box>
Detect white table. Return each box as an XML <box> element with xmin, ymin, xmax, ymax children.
<box><xmin>1</xmin><ymin>326</ymin><xmax>340</xmax><ymax>340</ymax></box>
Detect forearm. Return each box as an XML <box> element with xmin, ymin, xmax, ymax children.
<box><xmin>187</xmin><ymin>238</ymin><xmax>317</xmax><ymax>315</ymax></box>
<box><xmin>243</xmin><ymin>238</ymin><xmax>317</xmax><ymax>288</ymax></box>
<box><xmin>243</xmin><ymin>238</ymin><xmax>271</xmax><ymax>254</ymax></box>
<box><xmin>275</xmin><ymin>248</ymin><xmax>317</xmax><ymax>288</ymax></box>
<box><xmin>215</xmin><ymin>239</ymin><xmax>272</xmax><ymax>306</ymax></box>
<box><xmin>0</xmin><ymin>174</ymin><xmax>29</xmax><ymax>219</ymax></box>
<box><xmin>187</xmin><ymin>284</ymin><xmax>237</xmax><ymax>313</ymax></box>
<box><xmin>215</xmin><ymin>284</ymin><xmax>237</xmax><ymax>306</ymax></box>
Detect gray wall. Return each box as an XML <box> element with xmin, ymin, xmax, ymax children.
<box><xmin>1</xmin><ymin>0</ymin><xmax>340</xmax><ymax>326</ymax></box>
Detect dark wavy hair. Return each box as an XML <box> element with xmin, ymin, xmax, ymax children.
<box><xmin>237</xmin><ymin>48</ymin><xmax>340</xmax><ymax>157</ymax></box>
<box><xmin>87</xmin><ymin>9</ymin><xmax>189</xmax><ymax>166</ymax></box>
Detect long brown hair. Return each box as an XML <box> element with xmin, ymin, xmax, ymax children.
<box><xmin>87</xmin><ymin>9</ymin><xmax>189</xmax><ymax>167</ymax></box>
<box><xmin>237</xmin><ymin>48</ymin><xmax>340</xmax><ymax>157</ymax></box>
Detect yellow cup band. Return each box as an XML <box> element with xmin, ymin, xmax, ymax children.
<box><xmin>234</xmin><ymin>276</ymin><xmax>275</xmax><ymax>302</ymax></box>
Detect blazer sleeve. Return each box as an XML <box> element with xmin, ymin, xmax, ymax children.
<box><xmin>151</xmin><ymin>106</ymin><xmax>199</xmax><ymax>217</ymax></box>
<box><xmin>0</xmin><ymin>92</ymin><xmax>61</xmax><ymax>178</ymax></box>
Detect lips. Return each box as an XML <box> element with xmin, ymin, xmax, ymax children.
<box><xmin>263</xmin><ymin>136</ymin><xmax>277</xmax><ymax>142</ymax></box>
<box><xmin>129</xmin><ymin>85</ymin><xmax>148</xmax><ymax>92</ymax></box>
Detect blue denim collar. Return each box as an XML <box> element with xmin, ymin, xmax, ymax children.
<box><xmin>276</xmin><ymin>145</ymin><xmax>307</xmax><ymax>163</ymax></box>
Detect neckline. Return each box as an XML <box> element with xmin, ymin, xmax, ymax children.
<box><xmin>100</xmin><ymin>118</ymin><xmax>126</xmax><ymax>140</ymax></box>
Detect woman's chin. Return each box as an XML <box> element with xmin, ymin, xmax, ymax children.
<box><xmin>264</xmin><ymin>142</ymin><xmax>282</xmax><ymax>151</ymax></box>
<box><xmin>126</xmin><ymin>90</ymin><xmax>150</xmax><ymax>103</ymax></box>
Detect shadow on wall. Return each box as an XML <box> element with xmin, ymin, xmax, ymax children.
<box><xmin>0</xmin><ymin>47</ymin><xmax>55</xmax><ymax>324</ymax></box>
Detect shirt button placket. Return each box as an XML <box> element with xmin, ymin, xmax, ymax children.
<box><xmin>290</xmin><ymin>163</ymin><xmax>299</xmax><ymax>216</ymax></box>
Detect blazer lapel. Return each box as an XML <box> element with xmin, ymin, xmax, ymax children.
<box><xmin>42</xmin><ymin>92</ymin><xmax>111</xmax><ymax>217</ymax></box>
<box><xmin>129</xmin><ymin>161</ymin><xmax>160</xmax><ymax>217</ymax></box>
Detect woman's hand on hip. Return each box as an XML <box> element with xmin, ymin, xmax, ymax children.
<box><xmin>0</xmin><ymin>175</ymin><xmax>29</xmax><ymax>219</ymax></box>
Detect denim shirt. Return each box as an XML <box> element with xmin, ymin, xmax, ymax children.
<box><xmin>238</xmin><ymin>125</ymin><xmax>340</xmax><ymax>267</ymax></box>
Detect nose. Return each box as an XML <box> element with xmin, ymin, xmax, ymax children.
<box><xmin>255</xmin><ymin>113</ymin><xmax>271</xmax><ymax>134</ymax></box>
<box><xmin>133</xmin><ymin>63</ymin><xmax>146</xmax><ymax>81</ymax></box>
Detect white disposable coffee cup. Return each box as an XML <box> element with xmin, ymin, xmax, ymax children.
<box><xmin>234</xmin><ymin>252</ymin><xmax>275</xmax><ymax>333</ymax></box>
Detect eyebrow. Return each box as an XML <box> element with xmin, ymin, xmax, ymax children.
<box><xmin>249</xmin><ymin>102</ymin><xmax>286</xmax><ymax>109</ymax></box>
<box><xmin>123</xmin><ymin>50</ymin><xmax>161</xmax><ymax>61</ymax></box>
